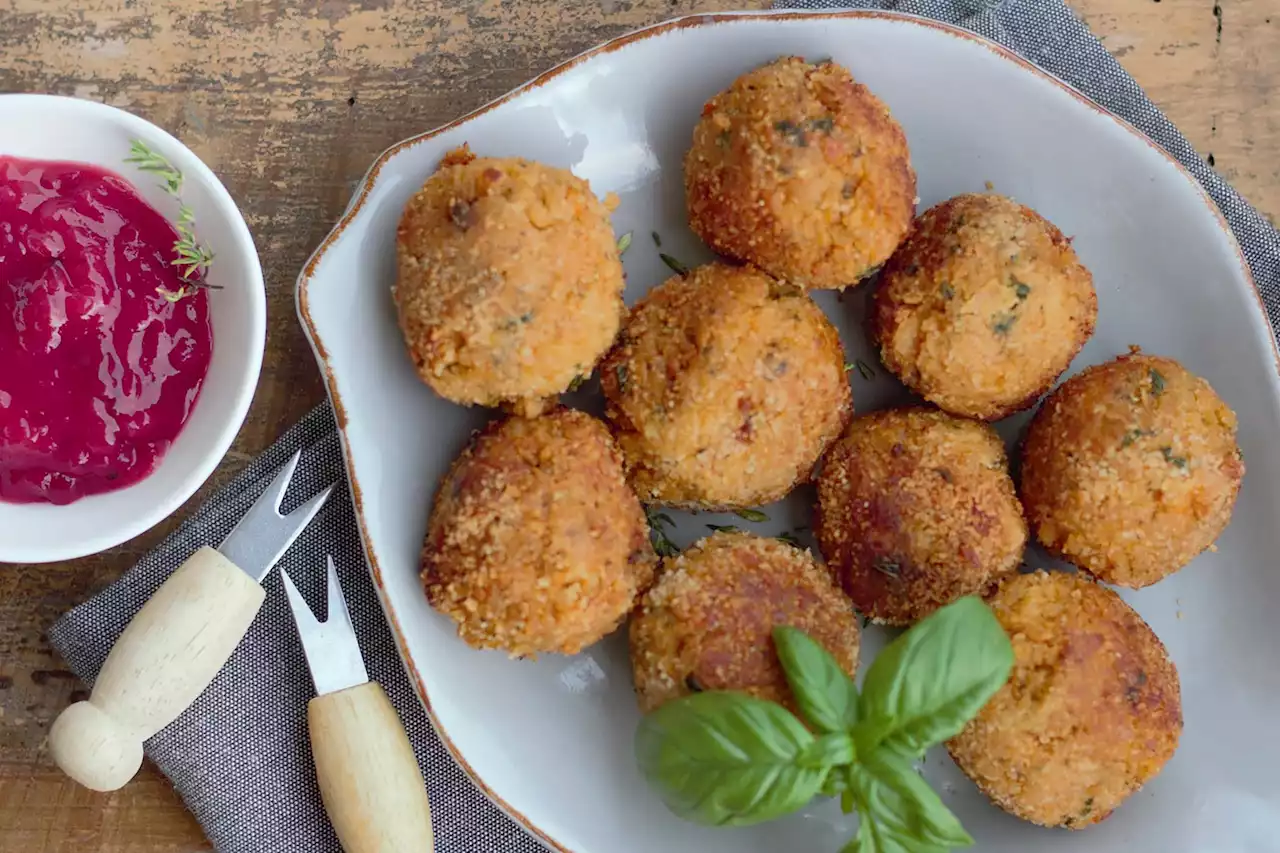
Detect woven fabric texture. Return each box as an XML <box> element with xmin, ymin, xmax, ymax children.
<box><xmin>49</xmin><ymin>1</ymin><xmax>1280</xmax><ymax>851</ymax></box>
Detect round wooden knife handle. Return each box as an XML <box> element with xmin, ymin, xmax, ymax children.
<box><xmin>309</xmin><ymin>681</ymin><xmax>434</xmax><ymax>853</ymax></box>
<box><xmin>48</xmin><ymin>546</ymin><xmax>266</xmax><ymax>792</ymax></box>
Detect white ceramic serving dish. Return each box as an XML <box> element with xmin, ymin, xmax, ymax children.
<box><xmin>0</xmin><ymin>95</ymin><xmax>265</xmax><ymax>563</ymax></box>
<box><xmin>297</xmin><ymin>11</ymin><xmax>1280</xmax><ymax>853</ymax></box>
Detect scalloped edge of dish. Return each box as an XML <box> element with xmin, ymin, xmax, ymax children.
<box><xmin>294</xmin><ymin>10</ymin><xmax>1275</xmax><ymax>851</ymax></box>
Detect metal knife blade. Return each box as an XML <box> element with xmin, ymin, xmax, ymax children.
<box><xmin>281</xmin><ymin>556</ymin><xmax>370</xmax><ymax>697</ymax></box>
<box><xmin>46</xmin><ymin>449</ymin><xmax>337</xmax><ymax>793</ymax></box>
<box><xmin>219</xmin><ymin>449</ymin><xmax>335</xmax><ymax>582</ymax></box>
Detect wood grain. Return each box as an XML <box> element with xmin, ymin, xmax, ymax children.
<box><xmin>0</xmin><ymin>0</ymin><xmax>1275</xmax><ymax>850</ymax></box>
<box><xmin>47</xmin><ymin>549</ymin><xmax>268</xmax><ymax>793</ymax></box>
<box><xmin>308</xmin><ymin>683</ymin><xmax>434</xmax><ymax>853</ymax></box>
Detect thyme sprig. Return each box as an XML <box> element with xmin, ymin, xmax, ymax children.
<box><xmin>646</xmin><ymin>508</ymin><xmax>680</xmax><ymax>558</ymax></box>
<box><xmin>125</xmin><ymin>140</ymin><xmax>219</xmax><ymax>302</ymax></box>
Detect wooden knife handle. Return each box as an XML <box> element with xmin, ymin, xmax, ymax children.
<box><xmin>309</xmin><ymin>681</ymin><xmax>434</xmax><ymax>853</ymax></box>
<box><xmin>48</xmin><ymin>546</ymin><xmax>266</xmax><ymax>792</ymax></box>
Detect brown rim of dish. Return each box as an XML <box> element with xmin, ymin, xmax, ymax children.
<box><xmin>294</xmin><ymin>11</ymin><xmax>1271</xmax><ymax>852</ymax></box>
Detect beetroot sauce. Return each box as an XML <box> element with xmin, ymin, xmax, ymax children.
<box><xmin>0</xmin><ymin>156</ymin><xmax>213</xmax><ymax>505</ymax></box>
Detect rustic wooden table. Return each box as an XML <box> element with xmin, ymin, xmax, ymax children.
<box><xmin>0</xmin><ymin>0</ymin><xmax>1275</xmax><ymax>850</ymax></box>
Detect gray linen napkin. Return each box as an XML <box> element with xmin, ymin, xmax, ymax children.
<box><xmin>49</xmin><ymin>2</ymin><xmax>1280</xmax><ymax>852</ymax></box>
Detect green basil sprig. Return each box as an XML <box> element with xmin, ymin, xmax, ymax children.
<box><xmin>635</xmin><ymin>692</ymin><xmax>829</xmax><ymax>827</ymax></box>
<box><xmin>846</xmin><ymin>751</ymin><xmax>973</xmax><ymax>852</ymax></box>
<box><xmin>775</xmin><ymin>624</ymin><xmax>860</xmax><ymax>733</ymax></box>
<box><xmin>634</xmin><ymin>596</ymin><xmax>1013</xmax><ymax>851</ymax></box>
<box><xmin>857</xmin><ymin>596</ymin><xmax>1015</xmax><ymax>759</ymax></box>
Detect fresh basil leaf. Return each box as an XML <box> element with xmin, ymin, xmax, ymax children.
<box><xmin>773</xmin><ymin>625</ymin><xmax>860</xmax><ymax>733</ymax></box>
<box><xmin>852</xmin><ymin>749</ymin><xmax>974</xmax><ymax>849</ymax></box>
<box><xmin>635</xmin><ymin>691</ymin><xmax>827</xmax><ymax>827</ymax></box>
<box><xmin>798</xmin><ymin>731</ymin><xmax>855</xmax><ymax>768</ymax></box>
<box><xmin>856</xmin><ymin>596</ymin><xmax>1013</xmax><ymax>757</ymax></box>
<box><xmin>841</xmin><ymin>816</ymin><xmax>952</xmax><ymax>853</ymax></box>
<box><xmin>821</xmin><ymin>767</ymin><xmax>848</xmax><ymax>798</ymax></box>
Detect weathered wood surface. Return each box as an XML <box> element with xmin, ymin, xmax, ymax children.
<box><xmin>1</xmin><ymin>0</ymin><xmax>1275</xmax><ymax>850</ymax></box>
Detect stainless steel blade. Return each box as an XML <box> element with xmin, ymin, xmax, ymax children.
<box><xmin>280</xmin><ymin>556</ymin><xmax>370</xmax><ymax>697</ymax></box>
<box><xmin>218</xmin><ymin>449</ymin><xmax>336</xmax><ymax>582</ymax></box>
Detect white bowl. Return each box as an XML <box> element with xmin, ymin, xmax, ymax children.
<box><xmin>299</xmin><ymin>11</ymin><xmax>1280</xmax><ymax>853</ymax></box>
<box><xmin>0</xmin><ymin>95</ymin><xmax>265</xmax><ymax>564</ymax></box>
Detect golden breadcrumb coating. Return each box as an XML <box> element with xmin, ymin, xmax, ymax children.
<box><xmin>1020</xmin><ymin>349</ymin><xmax>1244</xmax><ymax>587</ymax></box>
<box><xmin>871</xmin><ymin>193</ymin><xmax>1097</xmax><ymax>420</ymax></box>
<box><xmin>629</xmin><ymin>531</ymin><xmax>860</xmax><ymax>714</ymax></box>
<box><xmin>421</xmin><ymin>408</ymin><xmax>656</xmax><ymax>657</ymax></box>
<box><xmin>949</xmin><ymin>571</ymin><xmax>1182</xmax><ymax>829</ymax></box>
<box><xmin>600</xmin><ymin>261</ymin><xmax>853</xmax><ymax>509</ymax></box>
<box><xmin>815</xmin><ymin>407</ymin><xmax>1027</xmax><ymax>624</ymax></box>
<box><xmin>685</xmin><ymin>56</ymin><xmax>916</xmax><ymax>289</ymax></box>
<box><xmin>395</xmin><ymin>146</ymin><xmax>624</xmax><ymax>415</ymax></box>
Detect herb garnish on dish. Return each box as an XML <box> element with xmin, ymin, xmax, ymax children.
<box><xmin>124</xmin><ymin>140</ymin><xmax>219</xmax><ymax>302</ymax></box>
<box><xmin>635</xmin><ymin>596</ymin><xmax>1013</xmax><ymax>851</ymax></box>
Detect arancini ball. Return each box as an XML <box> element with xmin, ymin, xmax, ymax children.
<box><xmin>395</xmin><ymin>146</ymin><xmax>625</xmax><ymax>416</ymax></box>
<box><xmin>870</xmin><ymin>193</ymin><xmax>1097</xmax><ymax>420</ymax></box>
<box><xmin>815</xmin><ymin>407</ymin><xmax>1027</xmax><ymax>625</ymax></box>
<box><xmin>421</xmin><ymin>408</ymin><xmax>656</xmax><ymax>657</ymax></box>
<box><xmin>629</xmin><ymin>531</ymin><xmax>860</xmax><ymax>714</ymax></box>
<box><xmin>948</xmin><ymin>570</ymin><xmax>1182</xmax><ymax>829</ymax></box>
<box><xmin>600</xmin><ymin>261</ymin><xmax>853</xmax><ymax>509</ymax></box>
<box><xmin>1020</xmin><ymin>350</ymin><xmax>1244</xmax><ymax>588</ymax></box>
<box><xmin>684</xmin><ymin>56</ymin><xmax>916</xmax><ymax>289</ymax></box>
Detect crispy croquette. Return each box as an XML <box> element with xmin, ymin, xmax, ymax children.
<box><xmin>394</xmin><ymin>146</ymin><xmax>625</xmax><ymax>416</ymax></box>
<box><xmin>421</xmin><ymin>408</ymin><xmax>656</xmax><ymax>657</ymax></box>
<box><xmin>870</xmin><ymin>193</ymin><xmax>1098</xmax><ymax>420</ymax></box>
<box><xmin>684</xmin><ymin>57</ymin><xmax>916</xmax><ymax>289</ymax></box>
<box><xmin>1020</xmin><ymin>350</ymin><xmax>1244</xmax><ymax>588</ymax></box>
<box><xmin>948</xmin><ymin>571</ymin><xmax>1182</xmax><ymax>829</ymax></box>
<box><xmin>599</xmin><ymin>261</ymin><xmax>853</xmax><ymax>509</ymax></box>
<box><xmin>815</xmin><ymin>408</ymin><xmax>1027</xmax><ymax>625</ymax></box>
<box><xmin>629</xmin><ymin>531</ymin><xmax>860</xmax><ymax>713</ymax></box>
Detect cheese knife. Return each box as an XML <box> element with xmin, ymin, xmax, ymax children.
<box><xmin>48</xmin><ymin>449</ymin><xmax>335</xmax><ymax>792</ymax></box>
<box><xmin>281</xmin><ymin>556</ymin><xmax>434</xmax><ymax>853</ymax></box>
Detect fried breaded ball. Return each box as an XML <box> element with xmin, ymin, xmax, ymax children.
<box><xmin>629</xmin><ymin>531</ymin><xmax>860</xmax><ymax>713</ymax></box>
<box><xmin>948</xmin><ymin>571</ymin><xmax>1182</xmax><ymax>829</ymax></box>
<box><xmin>1020</xmin><ymin>350</ymin><xmax>1244</xmax><ymax>588</ymax></box>
<box><xmin>599</xmin><ymin>262</ymin><xmax>852</xmax><ymax>509</ymax></box>
<box><xmin>421</xmin><ymin>408</ymin><xmax>656</xmax><ymax>657</ymax></box>
<box><xmin>684</xmin><ymin>57</ymin><xmax>915</xmax><ymax>289</ymax></box>
<box><xmin>815</xmin><ymin>408</ymin><xmax>1027</xmax><ymax>625</ymax></box>
<box><xmin>394</xmin><ymin>147</ymin><xmax>624</xmax><ymax>416</ymax></box>
<box><xmin>870</xmin><ymin>193</ymin><xmax>1098</xmax><ymax>420</ymax></box>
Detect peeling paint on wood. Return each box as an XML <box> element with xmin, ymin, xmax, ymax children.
<box><xmin>1080</xmin><ymin>0</ymin><xmax>1278</xmax><ymax>217</ymax></box>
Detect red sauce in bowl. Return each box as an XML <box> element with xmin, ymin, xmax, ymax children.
<box><xmin>0</xmin><ymin>156</ymin><xmax>214</xmax><ymax>505</ymax></box>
